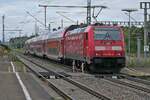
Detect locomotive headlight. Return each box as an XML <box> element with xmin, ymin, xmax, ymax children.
<box><xmin>112</xmin><ymin>46</ymin><xmax>122</xmax><ymax>51</ymax></box>
<box><xmin>95</xmin><ymin>46</ymin><xmax>106</xmax><ymax>50</ymax></box>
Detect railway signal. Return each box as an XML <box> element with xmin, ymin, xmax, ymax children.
<box><xmin>39</xmin><ymin>0</ymin><xmax>107</xmax><ymax>25</ymax></box>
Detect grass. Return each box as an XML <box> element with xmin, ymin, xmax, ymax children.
<box><xmin>0</xmin><ymin>45</ymin><xmax>27</xmax><ymax>72</ymax></box>
<box><xmin>13</xmin><ymin>60</ymin><xmax>27</xmax><ymax>72</ymax></box>
<box><xmin>127</xmin><ymin>56</ymin><xmax>150</xmax><ymax>67</ymax></box>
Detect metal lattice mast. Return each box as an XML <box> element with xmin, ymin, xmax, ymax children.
<box><xmin>140</xmin><ymin>2</ymin><xmax>150</xmax><ymax>58</ymax></box>
<box><xmin>87</xmin><ymin>0</ymin><xmax>91</xmax><ymax>25</ymax></box>
<box><xmin>39</xmin><ymin>0</ymin><xmax>106</xmax><ymax>25</ymax></box>
<box><xmin>38</xmin><ymin>5</ymin><xmax>47</xmax><ymax>28</ymax></box>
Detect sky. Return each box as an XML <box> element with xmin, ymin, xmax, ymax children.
<box><xmin>0</xmin><ymin>0</ymin><xmax>150</xmax><ymax>41</ymax></box>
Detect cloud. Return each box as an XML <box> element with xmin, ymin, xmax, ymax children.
<box><xmin>0</xmin><ymin>0</ymin><xmax>150</xmax><ymax>41</ymax></box>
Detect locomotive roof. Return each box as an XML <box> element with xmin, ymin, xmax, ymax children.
<box><xmin>25</xmin><ymin>28</ymin><xmax>66</xmax><ymax>44</ymax></box>
<box><xmin>25</xmin><ymin>31</ymin><xmax>49</xmax><ymax>44</ymax></box>
<box><xmin>25</xmin><ymin>24</ymin><xmax>121</xmax><ymax>44</ymax></box>
<box><xmin>47</xmin><ymin>28</ymin><xmax>66</xmax><ymax>39</ymax></box>
<box><xmin>67</xmin><ymin>27</ymin><xmax>87</xmax><ymax>35</ymax></box>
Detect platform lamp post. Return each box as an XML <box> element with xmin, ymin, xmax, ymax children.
<box><xmin>122</xmin><ymin>8</ymin><xmax>138</xmax><ymax>58</ymax></box>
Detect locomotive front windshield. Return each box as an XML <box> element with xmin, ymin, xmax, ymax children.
<box><xmin>94</xmin><ymin>28</ymin><xmax>121</xmax><ymax>40</ymax></box>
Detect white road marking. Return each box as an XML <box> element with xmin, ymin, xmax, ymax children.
<box><xmin>11</xmin><ymin>62</ymin><xmax>15</xmax><ymax>73</ymax></box>
<box><xmin>11</xmin><ymin>61</ymin><xmax>32</xmax><ymax>100</ymax></box>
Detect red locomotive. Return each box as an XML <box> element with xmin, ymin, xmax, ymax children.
<box><xmin>25</xmin><ymin>24</ymin><xmax>126</xmax><ymax>73</ymax></box>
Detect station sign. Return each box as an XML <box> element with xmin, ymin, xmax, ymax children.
<box><xmin>140</xmin><ymin>2</ymin><xmax>150</xmax><ymax>9</ymax></box>
<box><xmin>144</xmin><ymin>45</ymin><xmax>149</xmax><ymax>52</ymax></box>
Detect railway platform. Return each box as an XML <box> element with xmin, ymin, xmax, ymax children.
<box><xmin>0</xmin><ymin>47</ymin><xmax>53</xmax><ymax>100</ymax></box>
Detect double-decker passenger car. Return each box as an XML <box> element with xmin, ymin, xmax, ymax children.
<box><xmin>45</xmin><ymin>29</ymin><xmax>65</xmax><ymax>61</ymax></box>
<box><xmin>25</xmin><ymin>24</ymin><xmax>126</xmax><ymax>73</ymax></box>
<box><xmin>25</xmin><ymin>32</ymin><xmax>48</xmax><ymax>56</ymax></box>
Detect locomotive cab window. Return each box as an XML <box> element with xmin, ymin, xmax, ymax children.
<box><xmin>94</xmin><ymin>28</ymin><xmax>121</xmax><ymax>40</ymax></box>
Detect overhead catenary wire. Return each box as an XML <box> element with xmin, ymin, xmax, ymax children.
<box><xmin>56</xmin><ymin>12</ymin><xmax>77</xmax><ymax>24</ymax></box>
<box><xmin>38</xmin><ymin>3</ymin><xmax>107</xmax><ymax>25</ymax></box>
<box><xmin>26</xmin><ymin>11</ymin><xmax>45</xmax><ymax>27</ymax></box>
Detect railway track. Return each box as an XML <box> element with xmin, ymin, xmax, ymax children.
<box><xmin>19</xmin><ymin>52</ymin><xmax>73</xmax><ymax>72</ymax></box>
<box><xmin>95</xmin><ymin>73</ymin><xmax>150</xmax><ymax>86</ymax></box>
<box><xmin>17</xmin><ymin>52</ymin><xmax>150</xmax><ymax>99</ymax></box>
<box><xmin>17</xmin><ymin>54</ymin><xmax>111</xmax><ymax>100</ymax></box>
<box><xmin>17</xmin><ymin>55</ymin><xmax>73</xmax><ymax>100</ymax></box>
<box><xmin>122</xmin><ymin>74</ymin><xmax>150</xmax><ymax>86</ymax></box>
<box><xmin>105</xmin><ymin>77</ymin><xmax>150</xmax><ymax>94</ymax></box>
<box><xmin>20</xmin><ymin>52</ymin><xmax>150</xmax><ymax>87</ymax></box>
<box><xmin>95</xmin><ymin>72</ymin><xmax>150</xmax><ymax>94</ymax></box>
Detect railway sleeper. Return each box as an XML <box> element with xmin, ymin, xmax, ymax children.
<box><xmin>95</xmin><ymin>74</ymin><xmax>125</xmax><ymax>79</ymax></box>
<box><xmin>39</xmin><ymin>72</ymin><xmax>70</xmax><ymax>79</ymax></box>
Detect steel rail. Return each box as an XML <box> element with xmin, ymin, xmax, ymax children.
<box><xmin>17</xmin><ymin>55</ymin><xmax>74</xmax><ymax>100</ymax></box>
<box><xmin>19</xmin><ymin>52</ymin><xmax>150</xmax><ymax>96</ymax></box>
<box><xmin>122</xmin><ymin>73</ymin><xmax>150</xmax><ymax>86</ymax></box>
<box><xmin>18</xmin><ymin>54</ymin><xmax>111</xmax><ymax>100</ymax></box>
<box><xmin>106</xmin><ymin>78</ymin><xmax>150</xmax><ymax>93</ymax></box>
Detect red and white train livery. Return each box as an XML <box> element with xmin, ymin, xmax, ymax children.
<box><xmin>25</xmin><ymin>24</ymin><xmax>126</xmax><ymax>72</ymax></box>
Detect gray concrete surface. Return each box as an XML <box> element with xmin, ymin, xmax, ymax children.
<box><xmin>0</xmin><ymin>62</ymin><xmax>11</xmax><ymax>72</ymax></box>
<box><xmin>19</xmin><ymin>73</ymin><xmax>53</xmax><ymax>100</ymax></box>
<box><xmin>0</xmin><ymin>73</ymin><xmax>26</xmax><ymax>100</ymax></box>
<box><xmin>0</xmin><ymin>55</ymin><xmax>53</xmax><ymax>100</ymax></box>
